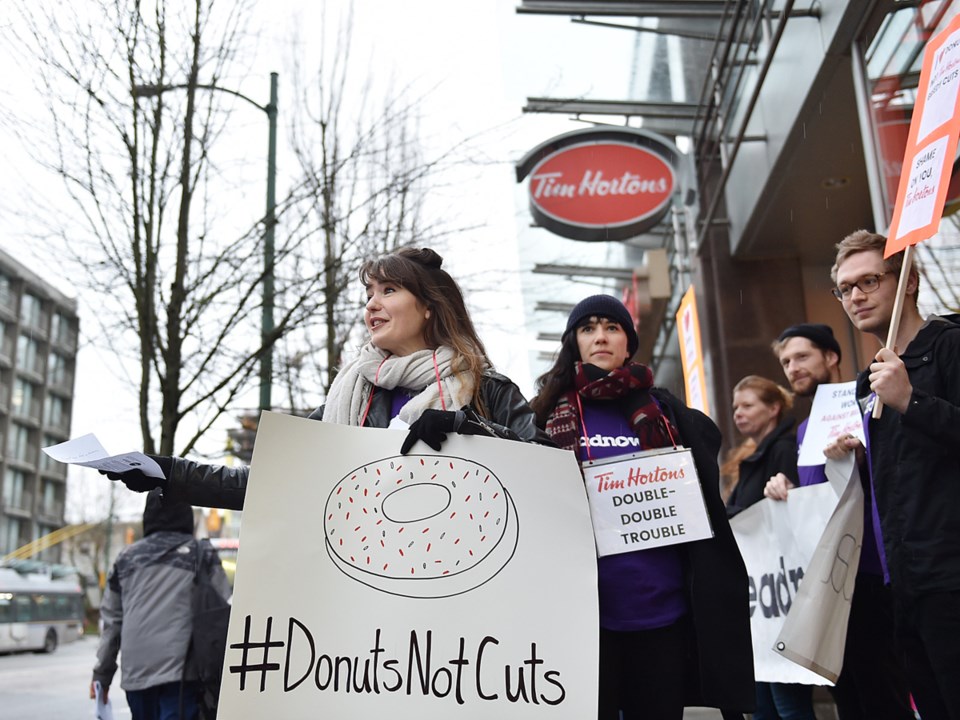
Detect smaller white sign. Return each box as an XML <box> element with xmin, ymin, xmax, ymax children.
<box><xmin>896</xmin><ymin>133</ymin><xmax>950</xmax><ymax>239</ymax></box>
<box><xmin>797</xmin><ymin>382</ymin><xmax>865</xmax><ymax>467</ymax></box>
<box><xmin>582</xmin><ymin>447</ymin><xmax>713</xmax><ymax>556</ymax></box>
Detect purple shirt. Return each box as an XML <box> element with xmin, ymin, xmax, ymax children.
<box><xmin>796</xmin><ymin>417</ymin><xmax>883</xmax><ymax>575</ymax></box>
<box><xmin>581</xmin><ymin>400</ymin><xmax>689</xmax><ymax>631</ymax></box>
<box><xmin>389</xmin><ymin>388</ymin><xmax>416</xmax><ymax>419</ymax></box>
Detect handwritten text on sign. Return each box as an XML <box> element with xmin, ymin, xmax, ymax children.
<box><xmin>797</xmin><ymin>381</ymin><xmax>865</xmax><ymax>467</ymax></box>
<box><xmin>582</xmin><ymin>447</ymin><xmax>713</xmax><ymax>556</ymax></box>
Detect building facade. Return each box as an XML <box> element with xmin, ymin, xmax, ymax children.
<box><xmin>517</xmin><ymin>0</ymin><xmax>960</xmax><ymax>443</ymax></box>
<box><xmin>0</xmin><ymin>249</ymin><xmax>78</xmax><ymax>561</ymax></box>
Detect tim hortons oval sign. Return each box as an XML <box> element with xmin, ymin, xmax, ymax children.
<box><xmin>516</xmin><ymin>129</ymin><xmax>681</xmax><ymax>242</ymax></box>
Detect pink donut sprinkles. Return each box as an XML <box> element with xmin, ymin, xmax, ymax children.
<box><xmin>324</xmin><ymin>455</ymin><xmax>517</xmax><ymax>598</ymax></box>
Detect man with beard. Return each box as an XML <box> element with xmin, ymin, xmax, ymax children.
<box><xmin>766</xmin><ymin>323</ymin><xmax>842</xmax><ymax>493</ymax></box>
<box><xmin>765</xmin><ymin>322</ymin><xmax>913</xmax><ymax>720</ymax></box>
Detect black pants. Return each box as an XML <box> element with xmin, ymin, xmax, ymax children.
<box><xmin>892</xmin><ymin>588</ymin><xmax>960</xmax><ymax>720</ymax></box>
<box><xmin>598</xmin><ymin>620</ymin><xmax>686</xmax><ymax>720</ymax></box>
<box><xmin>828</xmin><ymin>573</ymin><xmax>914</xmax><ymax>720</ymax></box>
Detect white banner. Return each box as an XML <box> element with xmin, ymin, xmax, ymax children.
<box><xmin>774</xmin><ymin>455</ymin><xmax>863</xmax><ymax>682</ymax></box>
<box><xmin>729</xmin><ymin>483</ymin><xmax>839</xmax><ymax>685</ymax></box>
<box><xmin>218</xmin><ymin>413</ymin><xmax>599</xmax><ymax>719</ymax></box>
<box><xmin>582</xmin><ymin>447</ymin><xmax>713</xmax><ymax>556</ymax></box>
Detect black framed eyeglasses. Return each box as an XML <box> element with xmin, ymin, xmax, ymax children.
<box><xmin>831</xmin><ymin>272</ymin><xmax>890</xmax><ymax>301</ymax></box>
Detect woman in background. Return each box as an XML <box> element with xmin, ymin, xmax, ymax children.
<box><xmin>723</xmin><ymin>375</ymin><xmax>811</xmax><ymax>720</ymax></box>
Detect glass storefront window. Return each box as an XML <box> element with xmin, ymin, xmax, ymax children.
<box><xmin>860</xmin><ymin>0</ymin><xmax>960</xmax><ymax>315</ymax></box>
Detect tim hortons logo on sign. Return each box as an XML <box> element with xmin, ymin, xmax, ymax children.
<box><xmin>529</xmin><ymin>142</ymin><xmax>674</xmax><ymax>228</ymax></box>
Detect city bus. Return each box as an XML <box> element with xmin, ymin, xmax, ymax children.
<box><xmin>0</xmin><ymin>566</ymin><xmax>84</xmax><ymax>653</ymax></box>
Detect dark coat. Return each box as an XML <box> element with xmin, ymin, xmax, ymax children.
<box><xmin>164</xmin><ymin>370</ymin><xmax>547</xmax><ymax>510</ymax></box>
<box><xmin>857</xmin><ymin>314</ymin><xmax>960</xmax><ymax>593</ymax></box>
<box><xmin>653</xmin><ymin>388</ymin><xmax>756</xmax><ymax>713</ymax></box>
<box><xmin>725</xmin><ymin>418</ymin><xmax>799</xmax><ymax>517</ymax></box>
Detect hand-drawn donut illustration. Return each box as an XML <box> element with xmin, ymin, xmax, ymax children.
<box><xmin>324</xmin><ymin>455</ymin><xmax>518</xmax><ymax>598</ymax></box>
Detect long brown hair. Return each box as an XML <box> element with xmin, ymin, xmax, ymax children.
<box><xmin>530</xmin><ymin>331</ymin><xmax>583</xmax><ymax>426</ymax></box>
<box><xmin>360</xmin><ymin>246</ymin><xmax>490</xmax><ymax>411</ymax></box>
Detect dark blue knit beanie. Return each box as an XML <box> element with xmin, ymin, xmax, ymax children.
<box><xmin>562</xmin><ymin>295</ymin><xmax>639</xmax><ymax>356</ymax></box>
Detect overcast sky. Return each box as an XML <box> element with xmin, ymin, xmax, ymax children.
<box><xmin>0</xmin><ymin>0</ymin><xmax>636</xmax><ymax>519</ymax></box>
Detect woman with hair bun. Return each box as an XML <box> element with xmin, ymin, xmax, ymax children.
<box><xmin>723</xmin><ymin>375</ymin><xmax>812</xmax><ymax>720</ymax></box>
<box><xmin>102</xmin><ymin>246</ymin><xmax>547</xmax><ymax>509</ymax></box>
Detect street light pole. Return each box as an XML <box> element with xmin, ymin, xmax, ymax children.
<box><xmin>132</xmin><ymin>74</ymin><xmax>278</xmax><ymax>413</ymax></box>
<box><xmin>261</xmin><ymin>72</ymin><xmax>278</xmax><ymax>414</ymax></box>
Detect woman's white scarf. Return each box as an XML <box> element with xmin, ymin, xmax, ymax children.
<box><xmin>322</xmin><ymin>344</ymin><xmax>474</xmax><ymax>426</ymax></box>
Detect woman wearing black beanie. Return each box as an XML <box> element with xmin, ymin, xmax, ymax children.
<box><xmin>531</xmin><ymin>294</ymin><xmax>754</xmax><ymax>720</ymax></box>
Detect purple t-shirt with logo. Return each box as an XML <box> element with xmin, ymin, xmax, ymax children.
<box><xmin>390</xmin><ymin>388</ymin><xmax>416</xmax><ymax>419</ymax></box>
<box><xmin>580</xmin><ymin>400</ymin><xmax>689</xmax><ymax>631</ymax></box>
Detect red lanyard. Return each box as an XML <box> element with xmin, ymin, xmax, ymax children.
<box><xmin>358</xmin><ymin>350</ymin><xmax>446</xmax><ymax>426</ymax></box>
<box><xmin>432</xmin><ymin>351</ymin><xmax>447</xmax><ymax>411</ymax></box>
<box><xmin>575</xmin><ymin>392</ymin><xmax>593</xmax><ymax>462</ymax></box>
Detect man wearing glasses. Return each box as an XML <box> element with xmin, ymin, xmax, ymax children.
<box><xmin>826</xmin><ymin>229</ymin><xmax>960</xmax><ymax>720</ymax></box>
<box><xmin>766</xmin><ymin>323</ymin><xmax>913</xmax><ymax>720</ymax></box>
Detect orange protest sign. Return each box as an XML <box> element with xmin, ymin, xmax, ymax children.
<box><xmin>675</xmin><ymin>286</ymin><xmax>710</xmax><ymax>417</ymax></box>
<box><xmin>886</xmin><ymin>13</ymin><xmax>960</xmax><ymax>257</ymax></box>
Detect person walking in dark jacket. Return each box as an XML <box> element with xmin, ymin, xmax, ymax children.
<box><xmin>91</xmin><ymin>490</ymin><xmax>230</xmax><ymax>720</ymax></box>
<box><xmin>101</xmin><ymin>246</ymin><xmax>547</xmax><ymax>509</ymax></box>
<box><xmin>531</xmin><ymin>295</ymin><xmax>754</xmax><ymax>720</ymax></box>
<box><xmin>826</xmin><ymin>229</ymin><xmax>960</xmax><ymax>720</ymax></box>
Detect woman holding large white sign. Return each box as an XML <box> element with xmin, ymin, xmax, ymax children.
<box><xmin>530</xmin><ymin>295</ymin><xmax>754</xmax><ymax>720</ymax></box>
<box><xmin>102</xmin><ymin>246</ymin><xmax>548</xmax><ymax>506</ymax></box>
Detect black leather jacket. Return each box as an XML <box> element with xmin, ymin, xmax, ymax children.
<box><xmin>164</xmin><ymin>370</ymin><xmax>548</xmax><ymax>511</ymax></box>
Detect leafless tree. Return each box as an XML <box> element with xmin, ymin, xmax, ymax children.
<box><xmin>271</xmin><ymin>5</ymin><xmax>458</xmax><ymax>412</ymax></box>
<box><xmin>3</xmin><ymin>0</ymin><xmax>451</xmax><ymax>459</ymax></box>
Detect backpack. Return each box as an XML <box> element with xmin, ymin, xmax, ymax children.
<box><xmin>188</xmin><ymin>539</ymin><xmax>231</xmax><ymax>719</ymax></box>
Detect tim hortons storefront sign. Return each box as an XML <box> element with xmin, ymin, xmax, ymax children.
<box><xmin>516</xmin><ymin>127</ymin><xmax>682</xmax><ymax>242</ymax></box>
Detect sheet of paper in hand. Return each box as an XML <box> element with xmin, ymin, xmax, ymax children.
<box><xmin>218</xmin><ymin>412</ymin><xmax>599</xmax><ymax>720</ymax></box>
<box><xmin>42</xmin><ymin>434</ymin><xmax>165</xmax><ymax>478</ymax></box>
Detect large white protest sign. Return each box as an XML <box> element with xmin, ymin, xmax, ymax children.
<box><xmin>797</xmin><ymin>382</ymin><xmax>865</xmax><ymax>467</ymax></box>
<box><xmin>582</xmin><ymin>447</ymin><xmax>712</xmax><ymax>556</ymax></box>
<box><xmin>730</xmin><ymin>484</ymin><xmax>838</xmax><ymax>685</ymax></box>
<box><xmin>775</xmin><ymin>455</ymin><xmax>863</xmax><ymax>682</ymax></box>
<box><xmin>218</xmin><ymin>412</ymin><xmax>599</xmax><ymax>719</ymax></box>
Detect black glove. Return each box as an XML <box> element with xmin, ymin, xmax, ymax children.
<box><xmin>98</xmin><ymin>454</ymin><xmax>172</xmax><ymax>493</ymax></box>
<box><xmin>400</xmin><ymin>409</ymin><xmax>464</xmax><ymax>454</ymax></box>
